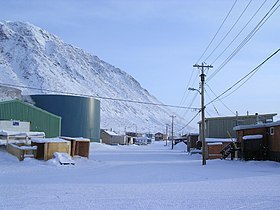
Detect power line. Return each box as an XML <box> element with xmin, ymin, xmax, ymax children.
<box><xmin>204</xmin><ymin>0</ymin><xmax>253</xmax><ymax>62</ymax></box>
<box><xmin>219</xmin><ymin>63</ymin><xmax>259</xmax><ymax>101</ymax></box>
<box><xmin>178</xmin><ymin>70</ymin><xmax>200</xmax><ymax>118</ymax></box>
<box><xmin>206</xmin><ymin>49</ymin><xmax>280</xmax><ymax>107</ymax></box>
<box><xmin>179</xmin><ymin>67</ymin><xmax>195</xmax><ymax>106</ymax></box>
<box><xmin>206</xmin><ymin>84</ymin><xmax>236</xmax><ymax>115</ymax></box>
<box><xmin>205</xmin><ymin>109</ymin><xmax>213</xmax><ymax>117</ymax></box>
<box><xmin>196</xmin><ymin>0</ymin><xmax>238</xmax><ymax>63</ymax></box>
<box><xmin>205</xmin><ymin>89</ymin><xmax>220</xmax><ymax>116</ymax></box>
<box><xmin>181</xmin><ymin>91</ymin><xmax>199</xmax><ymax>119</ymax></box>
<box><xmin>0</xmin><ymin>82</ymin><xmax>197</xmax><ymax>110</ymax></box>
<box><xmin>177</xmin><ymin>110</ymin><xmax>201</xmax><ymax>133</ymax></box>
<box><xmin>210</xmin><ymin>0</ymin><xmax>268</xmax><ymax>65</ymax></box>
<box><xmin>179</xmin><ymin>69</ymin><xmax>200</xmax><ymax>111</ymax></box>
<box><xmin>207</xmin><ymin>0</ymin><xmax>280</xmax><ymax>82</ymax></box>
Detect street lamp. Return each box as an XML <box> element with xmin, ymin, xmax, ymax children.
<box><xmin>188</xmin><ymin>87</ymin><xmax>200</xmax><ymax>93</ymax></box>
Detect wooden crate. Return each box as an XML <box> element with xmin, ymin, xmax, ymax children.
<box><xmin>31</xmin><ymin>138</ymin><xmax>71</xmax><ymax>161</ymax></box>
<box><xmin>60</xmin><ymin>137</ymin><xmax>90</xmax><ymax>158</ymax></box>
<box><xmin>6</xmin><ymin>143</ymin><xmax>37</xmax><ymax>161</ymax></box>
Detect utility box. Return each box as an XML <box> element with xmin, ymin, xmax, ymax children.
<box><xmin>0</xmin><ymin>120</ymin><xmax>30</xmax><ymax>132</ymax></box>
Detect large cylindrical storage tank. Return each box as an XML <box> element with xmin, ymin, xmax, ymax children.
<box><xmin>31</xmin><ymin>95</ymin><xmax>100</xmax><ymax>142</ymax></box>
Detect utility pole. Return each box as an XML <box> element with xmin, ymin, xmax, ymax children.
<box><xmin>165</xmin><ymin>124</ymin><xmax>169</xmax><ymax>146</ymax></box>
<box><xmin>193</xmin><ymin>63</ymin><xmax>213</xmax><ymax>165</ymax></box>
<box><xmin>170</xmin><ymin>115</ymin><xmax>176</xmax><ymax>150</ymax></box>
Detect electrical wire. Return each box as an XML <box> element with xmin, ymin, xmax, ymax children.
<box><xmin>0</xmin><ymin>82</ymin><xmax>197</xmax><ymax>110</ymax></box>
<box><xmin>219</xmin><ymin>65</ymin><xmax>258</xmax><ymax>100</ymax></box>
<box><xmin>196</xmin><ymin>0</ymin><xmax>238</xmax><ymax>63</ymax></box>
<box><xmin>206</xmin><ymin>84</ymin><xmax>236</xmax><ymax>115</ymax></box>
<box><xmin>178</xmin><ymin>67</ymin><xmax>195</xmax><ymax>108</ymax></box>
<box><xmin>204</xmin><ymin>0</ymin><xmax>253</xmax><ymax>62</ymax></box>
<box><xmin>181</xmin><ymin>91</ymin><xmax>199</xmax><ymax>119</ymax></box>
<box><xmin>207</xmin><ymin>0</ymin><xmax>280</xmax><ymax>82</ymax></box>
<box><xmin>206</xmin><ymin>49</ymin><xmax>280</xmax><ymax>107</ymax></box>
<box><xmin>178</xmin><ymin>70</ymin><xmax>200</xmax><ymax>117</ymax></box>
<box><xmin>179</xmin><ymin>69</ymin><xmax>200</xmax><ymax>106</ymax></box>
<box><xmin>177</xmin><ymin>110</ymin><xmax>201</xmax><ymax>133</ymax></box>
<box><xmin>210</xmin><ymin>0</ymin><xmax>268</xmax><ymax>65</ymax></box>
<box><xmin>205</xmin><ymin>89</ymin><xmax>220</xmax><ymax>116</ymax></box>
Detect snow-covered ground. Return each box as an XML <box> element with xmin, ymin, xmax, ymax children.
<box><xmin>0</xmin><ymin>141</ymin><xmax>280</xmax><ymax>210</ymax></box>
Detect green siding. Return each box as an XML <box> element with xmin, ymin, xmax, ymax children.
<box><xmin>200</xmin><ymin>114</ymin><xmax>276</xmax><ymax>139</ymax></box>
<box><xmin>0</xmin><ymin>100</ymin><xmax>61</xmax><ymax>137</ymax></box>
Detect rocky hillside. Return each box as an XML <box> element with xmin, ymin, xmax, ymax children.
<box><xmin>0</xmin><ymin>21</ymin><xmax>192</xmax><ymax>133</ymax></box>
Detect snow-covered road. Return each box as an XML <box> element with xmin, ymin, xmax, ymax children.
<box><xmin>0</xmin><ymin>141</ymin><xmax>280</xmax><ymax>209</ymax></box>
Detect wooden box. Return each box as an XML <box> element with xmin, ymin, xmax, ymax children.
<box><xmin>31</xmin><ymin>138</ymin><xmax>71</xmax><ymax>160</ymax></box>
<box><xmin>60</xmin><ymin>137</ymin><xmax>90</xmax><ymax>158</ymax></box>
<box><xmin>6</xmin><ymin>143</ymin><xmax>37</xmax><ymax>161</ymax></box>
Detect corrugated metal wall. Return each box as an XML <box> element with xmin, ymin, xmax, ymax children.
<box><xmin>0</xmin><ymin>100</ymin><xmax>61</xmax><ymax>137</ymax></box>
<box><xmin>200</xmin><ymin>115</ymin><xmax>276</xmax><ymax>139</ymax></box>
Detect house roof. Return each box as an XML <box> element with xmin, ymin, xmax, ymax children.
<box><xmin>188</xmin><ymin>133</ymin><xmax>199</xmax><ymax>136</ymax></box>
<box><xmin>104</xmin><ymin>130</ymin><xmax>119</xmax><ymax>136</ymax></box>
<box><xmin>234</xmin><ymin>121</ymin><xmax>280</xmax><ymax>131</ymax></box>
<box><xmin>0</xmin><ymin>99</ymin><xmax>61</xmax><ymax>119</ymax></box>
<box><xmin>198</xmin><ymin>113</ymin><xmax>277</xmax><ymax>124</ymax></box>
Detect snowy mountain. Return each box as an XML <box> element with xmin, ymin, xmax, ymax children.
<box><xmin>0</xmin><ymin>20</ymin><xmax>193</xmax><ymax>133</ymax></box>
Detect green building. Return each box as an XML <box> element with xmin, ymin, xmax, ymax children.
<box><xmin>0</xmin><ymin>100</ymin><xmax>61</xmax><ymax>137</ymax></box>
<box><xmin>198</xmin><ymin>113</ymin><xmax>277</xmax><ymax>139</ymax></box>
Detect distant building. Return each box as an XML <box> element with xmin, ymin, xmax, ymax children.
<box><xmin>155</xmin><ymin>132</ymin><xmax>164</xmax><ymax>141</ymax></box>
<box><xmin>145</xmin><ymin>133</ymin><xmax>153</xmax><ymax>139</ymax></box>
<box><xmin>100</xmin><ymin>130</ymin><xmax>126</xmax><ymax>145</ymax></box>
<box><xmin>198</xmin><ymin>113</ymin><xmax>276</xmax><ymax>139</ymax></box>
<box><xmin>126</xmin><ymin>132</ymin><xmax>137</xmax><ymax>137</ymax></box>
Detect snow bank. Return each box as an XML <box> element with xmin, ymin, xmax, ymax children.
<box><xmin>174</xmin><ymin>142</ymin><xmax>186</xmax><ymax>151</ymax></box>
<box><xmin>207</xmin><ymin>142</ymin><xmax>223</xmax><ymax>146</ymax></box>
<box><xmin>205</xmin><ymin>138</ymin><xmax>236</xmax><ymax>143</ymax></box>
<box><xmin>31</xmin><ymin>137</ymin><xmax>68</xmax><ymax>143</ymax></box>
<box><xmin>243</xmin><ymin>135</ymin><xmax>263</xmax><ymax>140</ymax></box>
<box><xmin>91</xmin><ymin>142</ymin><xmax>119</xmax><ymax>151</ymax></box>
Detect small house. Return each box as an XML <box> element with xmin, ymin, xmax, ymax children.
<box><xmin>234</xmin><ymin>121</ymin><xmax>280</xmax><ymax>161</ymax></box>
<box><xmin>155</xmin><ymin>132</ymin><xmax>164</xmax><ymax>141</ymax></box>
<box><xmin>100</xmin><ymin>130</ymin><xmax>126</xmax><ymax>145</ymax></box>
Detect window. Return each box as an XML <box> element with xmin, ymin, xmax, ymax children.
<box><xmin>270</xmin><ymin>127</ymin><xmax>275</xmax><ymax>136</ymax></box>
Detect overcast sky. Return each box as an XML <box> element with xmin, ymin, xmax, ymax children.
<box><xmin>1</xmin><ymin>0</ymin><xmax>280</xmax><ymax>128</ymax></box>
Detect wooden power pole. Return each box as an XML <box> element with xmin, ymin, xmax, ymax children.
<box><xmin>165</xmin><ymin>124</ymin><xmax>169</xmax><ymax>146</ymax></box>
<box><xmin>193</xmin><ymin>63</ymin><xmax>213</xmax><ymax>165</ymax></box>
<box><xmin>170</xmin><ymin>115</ymin><xmax>176</xmax><ymax>150</ymax></box>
